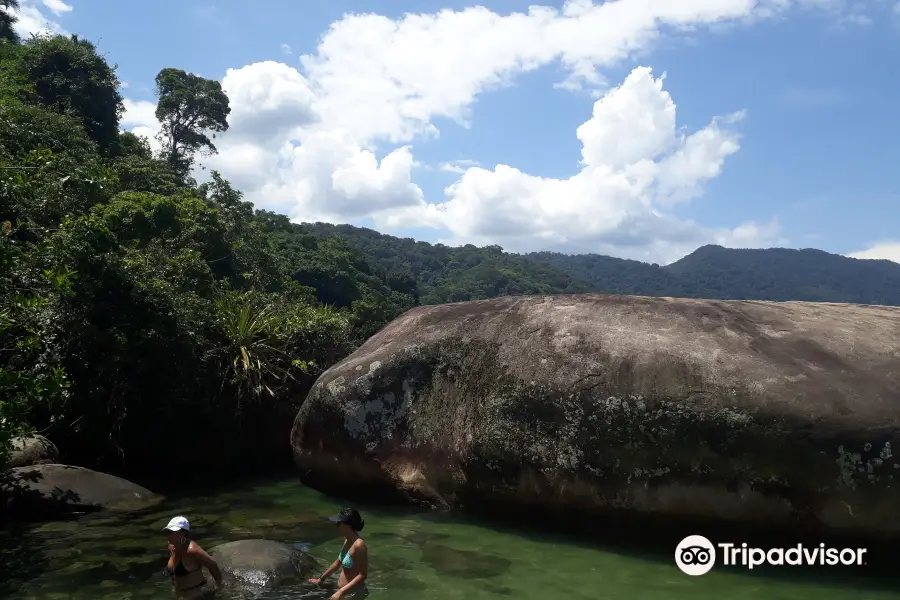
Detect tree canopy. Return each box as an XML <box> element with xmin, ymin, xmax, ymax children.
<box><xmin>0</xmin><ymin>0</ymin><xmax>19</xmax><ymax>44</ymax></box>
<box><xmin>154</xmin><ymin>68</ymin><xmax>230</xmax><ymax>177</ymax></box>
<box><xmin>18</xmin><ymin>34</ymin><xmax>124</xmax><ymax>152</ymax></box>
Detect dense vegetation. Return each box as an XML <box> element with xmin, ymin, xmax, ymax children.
<box><xmin>0</xmin><ymin>32</ymin><xmax>414</xmax><ymax>477</ymax></box>
<box><xmin>3</xmin><ymin>26</ymin><xmax>898</xmax><ymax>482</ymax></box>
<box><xmin>298</xmin><ymin>223</ymin><xmax>900</xmax><ymax>306</ymax></box>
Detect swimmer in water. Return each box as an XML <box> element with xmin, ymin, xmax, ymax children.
<box><xmin>163</xmin><ymin>516</ymin><xmax>223</xmax><ymax>597</ymax></box>
<box><xmin>308</xmin><ymin>508</ymin><xmax>369</xmax><ymax>599</ymax></box>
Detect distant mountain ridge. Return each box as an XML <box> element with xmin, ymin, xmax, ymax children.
<box><xmin>530</xmin><ymin>245</ymin><xmax>900</xmax><ymax>305</ymax></box>
<box><xmin>289</xmin><ymin>222</ymin><xmax>900</xmax><ymax>307</ymax></box>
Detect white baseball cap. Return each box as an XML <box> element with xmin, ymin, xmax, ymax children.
<box><xmin>163</xmin><ymin>516</ymin><xmax>190</xmax><ymax>532</ymax></box>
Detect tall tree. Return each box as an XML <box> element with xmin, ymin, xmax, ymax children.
<box><xmin>19</xmin><ymin>34</ymin><xmax>124</xmax><ymax>152</ymax></box>
<box><xmin>0</xmin><ymin>0</ymin><xmax>18</xmax><ymax>44</ymax></box>
<box><xmin>0</xmin><ymin>0</ymin><xmax>19</xmax><ymax>44</ymax></box>
<box><xmin>154</xmin><ymin>68</ymin><xmax>230</xmax><ymax>178</ymax></box>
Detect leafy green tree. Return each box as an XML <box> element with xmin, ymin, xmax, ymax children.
<box><xmin>19</xmin><ymin>34</ymin><xmax>124</xmax><ymax>153</ymax></box>
<box><xmin>154</xmin><ymin>68</ymin><xmax>230</xmax><ymax>177</ymax></box>
<box><xmin>110</xmin><ymin>130</ymin><xmax>153</xmax><ymax>160</ymax></box>
<box><xmin>198</xmin><ymin>171</ymin><xmax>283</xmax><ymax>291</ymax></box>
<box><xmin>259</xmin><ymin>218</ymin><xmax>418</xmax><ymax>341</ymax></box>
<box><xmin>112</xmin><ymin>154</ymin><xmax>184</xmax><ymax>196</ymax></box>
<box><xmin>0</xmin><ymin>0</ymin><xmax>18</xmax><ymax>44</ymax></box>
<box><xmin>0</xmin><ymin>221</ymin><xmax>72</xmax><ymax>467</ymax></box>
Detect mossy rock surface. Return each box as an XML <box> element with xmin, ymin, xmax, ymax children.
<box><xmin>290</xmin><ymin>293</ymin><xmax>900</xmax><ymax>537</ymax></box>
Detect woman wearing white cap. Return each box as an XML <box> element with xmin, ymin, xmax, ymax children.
<box><xmin>163</xmin><ymin>516</ymin><xmax>222</xmax><ymax>596</ymax></box>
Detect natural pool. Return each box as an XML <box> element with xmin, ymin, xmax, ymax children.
<box><xmin>1</xmin><ymin>476</ymin><xmax>898</xmax><ymax>600</ymax></box>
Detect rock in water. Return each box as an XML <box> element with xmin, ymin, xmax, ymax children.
<box><xmin>0</xmin><ymin>464</ymin><xmax>162</xmax><ymax>519</ymax></box>
<box><xmin>290</xmin><ymin>294</ymin><xmax>900</xmax><ymax>536</ymax></box>
<box><xmin>211</xmin><ymin>539</ymin><xmax>318</xmax><ymax>587</ymax></box>
<box><xmin>3</xmin><ymin>435</ymin><xmax>59</xmax><ymax>470</ymax></box>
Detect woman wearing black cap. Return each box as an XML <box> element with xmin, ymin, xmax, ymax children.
<box><xmin>308</xmin><ymin>508</ymin><xmax>368</xmax><ymax>599</ymax></box>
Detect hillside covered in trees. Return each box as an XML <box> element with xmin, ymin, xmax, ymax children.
<box><xmin>2</xmin><ymin>24</ymin><xmax>898</xmax><ymax>483</ymax></box>
<box><xmin>298</xmin><ymin>223</ymin><xmax>900</xmax><ymax>307</ymax></box>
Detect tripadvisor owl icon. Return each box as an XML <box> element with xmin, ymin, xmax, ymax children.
<box><xmin>675</xmin><ymin>535</ymin><xmax>716</xmax><ymax>576</ymax></box>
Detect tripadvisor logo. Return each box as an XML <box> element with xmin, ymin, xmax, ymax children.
<box><xmin>674</xmin><ymin>535</ymin><xmax>868</xmax><ymax>576</ymax></box>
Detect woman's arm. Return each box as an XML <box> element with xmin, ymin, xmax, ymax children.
<box><xmin>188</xmin><ymin>545</ymin><xmax>223</xmax><ymax>586</ymax></box>
<box><xmin>311</xmin><ymin>559</ymin><xmax>341</xmax><ymax>584</ymax></box>
<box><xmin>334</xmin><ymin>544</ymin><xmax>368</xmax><ymax>598</ymax></box>
<box><xmin>167</xmin><ymin>544</ymin><xmax>177</xmax><ymax>572</ymax></box>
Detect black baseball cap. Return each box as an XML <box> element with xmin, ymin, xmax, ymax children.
<box><xmin>327</xmin><ymin>508</ymin><xmax>364</xmax><ymax>531</ymax></box>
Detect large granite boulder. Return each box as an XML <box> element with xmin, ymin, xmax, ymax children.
<box><xmin>211</xmin><ymin>539</ymin><xmax>319</xmax><ymax>587</ymax></box>
<box><xmin>291</xmin><ymin>294</ymin><xmax>900</xmax><ymax>537</ymax></box>
<box><xmin>3</xmin><ymin>435</ymin><xmax>59</xmax><ymax>470</ymax></box>
<box><xmin>0</xmin><ymin>464</ymin><xmax>162</xmax><ymax>519</ymax></box>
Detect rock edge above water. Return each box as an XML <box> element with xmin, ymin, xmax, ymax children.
<box><xmin>1</xmin><ymin>463</ymin><xmax>162</xmax><ymax>520</ymax></box>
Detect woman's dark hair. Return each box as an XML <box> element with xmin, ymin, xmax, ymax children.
<box><xmin>334</xmin><ymin>507</ymin><xmax>365</xmax><ymax>532</ymax></box>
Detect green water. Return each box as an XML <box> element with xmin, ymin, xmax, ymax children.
<box><xmin>1</xmin><ymin>477</ymin><xmax>897</xmax><ymax>600</ymax></box>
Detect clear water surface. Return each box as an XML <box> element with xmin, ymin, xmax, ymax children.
<box><xmin>1</xmin><ymin>477</ymin><xmax>897</xmax><ymax>600</ymax></box>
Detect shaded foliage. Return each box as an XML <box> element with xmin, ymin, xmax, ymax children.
<box><xmin>0</xmin><ymin>0</ymin><xmax>19</xmax><ymax>45</ymax></box>
<box><xmin>257</xmin><ymin>212</ymin><xmax>418</xmax><ymax>342</ymax></box>
<box><xmin>18</xmin><ymin>34</ymin><xmax>123</xmax><ymax>153</ymax></box>
<box><xmin>0</xmin><ymin>34</ymin><xmax>397</xmax><ymax>479</ymax></box>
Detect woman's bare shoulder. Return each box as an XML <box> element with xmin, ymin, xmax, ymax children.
<box><xmin>186</xmin><ymin>541</ymin><xmax>208</xmax><ymax>556</ymax></box>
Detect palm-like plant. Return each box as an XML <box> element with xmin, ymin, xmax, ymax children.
<box><xmin>215</xmin><ymin>291</ymin><xmax>292</xmax><ymax>406</ymax></box>
<box><xmin>0</xmin><ymin>0</ymin><xmax>20</xmax><ymax>44</ymax></box>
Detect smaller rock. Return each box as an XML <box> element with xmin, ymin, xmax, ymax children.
<box><xmin>0</xmin><ymin>464</ymin><xmax>162</xmax><ymax>520</ymax></box>
<box><xmin>4</xmin><ymin>435</ymin><xmax>59</xmax><ymax>470</ymax></box>
<box><xmin>211</xmin><ymin>539</ymin><xmax>319</xmax><ymax>587</ymax></box>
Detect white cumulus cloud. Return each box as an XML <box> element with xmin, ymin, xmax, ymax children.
<box><xmin>380</xmin><ymin>67</ymin><xmax>777</xmax><ymax>262</ymax></box>
<box><xmin>120</xmin><ymin>0</ymin><xmax>880</xmax><ymax>263</ymax></box>
<box><xmin>121</xmin><ymin>99</ymin><xmax>162</xmax><ymax>154</ymax></box>
<box><xmin>439</xmin><ymin>160</ymin><xmax>480</xmax><ymax>174</ymax></box>
<box><xmin>11</xmin><ymin>0</ymin><xmax>67</xmax><ymax>37</ymax></box>
<box><xmin>847</xmin><ymin>242</ymin><xmax>900</xmax><ymax>264</ymax></box>
<box><xmin>41</xmin><ymin>0</ymin><xmax>72</xmax><ymax>16</ymax></box>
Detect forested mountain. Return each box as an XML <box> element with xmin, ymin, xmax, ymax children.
<box><xmin>294</xmin><ymin>223</ymin><xmax>900</xmax><ymax>306</ymax></box>
<box><xmin>291</xmin><ymin>223</ymin><xmax>591</xmax><ymax>305</ymax></box>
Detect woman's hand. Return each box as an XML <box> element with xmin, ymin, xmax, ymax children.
<box><xmin>307</xmin><ymin>577</ymin><xmax>322</xmax><ymax>585</ymax></box>
<box><xmin>329</xmin><ymin>591</ymin><xmax>343</xmax><ymax>600</ymax></box>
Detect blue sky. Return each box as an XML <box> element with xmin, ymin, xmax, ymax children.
<box><xmin>13</xmin><ymin>0</ymin><xmax>900</xmax><ymax>264</ymax></box>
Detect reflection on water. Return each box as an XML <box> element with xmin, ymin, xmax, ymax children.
<box><xmin>1</xmin><ymin>477</ymin><xmax>899</xmax><ymax>600</ymax></box>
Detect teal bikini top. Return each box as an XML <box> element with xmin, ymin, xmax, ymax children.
<box><xmin>339</xmin><ymin>545</ymin><xmax>355</xmax><ymax>569</ymax></box>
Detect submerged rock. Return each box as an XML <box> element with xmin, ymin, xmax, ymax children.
<box><xmin>0</xmin><ymin>464</ymin><xmax>162</xmax><ymax>520</ymax></box>
<box><xmin>211</xmin><ymin>539</ymin><xmax>318</xmax><ymax>587</ymax></box>
<box><xmin>3</xmin><ymin>435</ymin><xmax>59</xmax><ymax>470</ymax></box>
<box><xmin>290</xmin><ymin>293</ymin><xmax>900</xmax><ymax>537</ymax></box>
